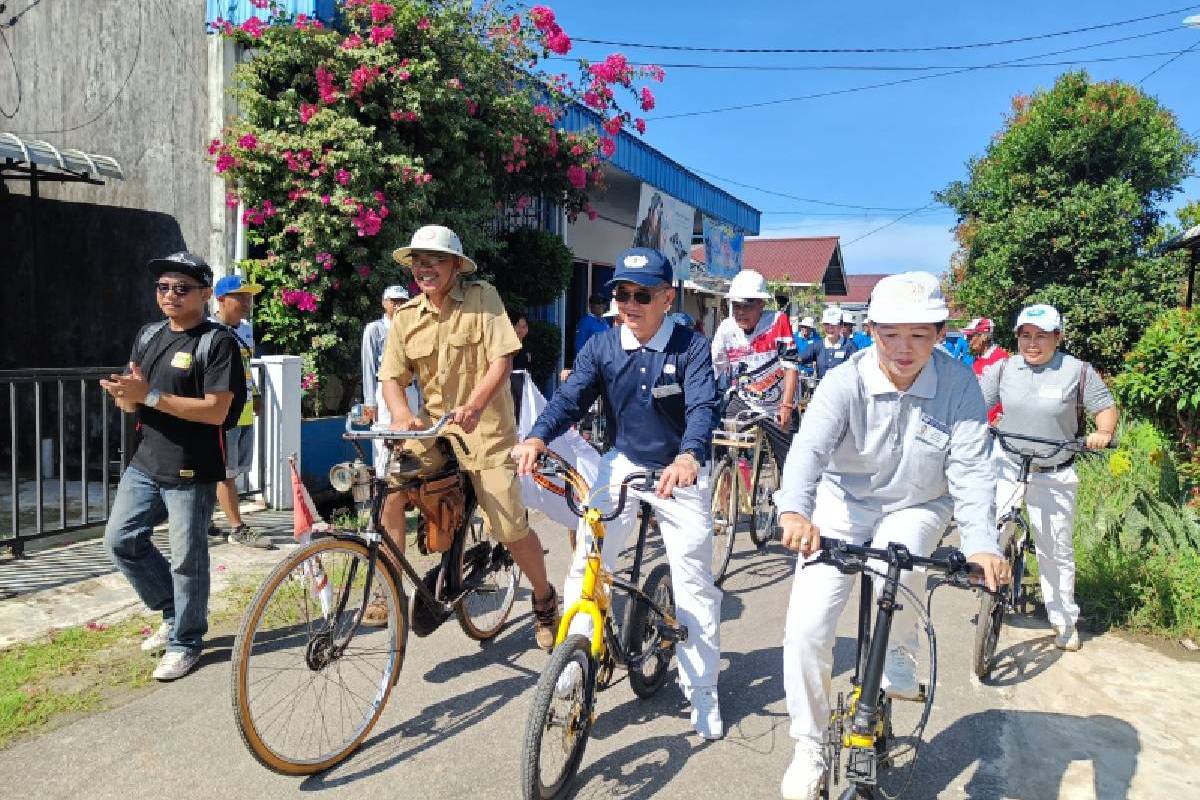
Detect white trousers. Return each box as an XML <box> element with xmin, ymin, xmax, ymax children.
<box><xmin>995</xmin><ymin>458</ymin><xmax>1080</xmax><ymax>630</ymax></box>
<box><xmin>372</xmin><ymin>383</ymin><xmax>422</xmax><ymax>473</ymax></box>
<box><xmin>562</xmin><ymin>450</ymin><xmax>722</xmax><ymax>689</ymax></box>
<box><xmin>783</xmin><ymin>480</ymin><xmax>952</xmax><ymax>743</ymax></box>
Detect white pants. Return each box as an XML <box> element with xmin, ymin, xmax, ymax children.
<box><xmin>783</xmin><ymin>480</ymin><xmax>952</xmax><ymax>743</ymax></box>
<box><xmin>995</xmin><ymin>458</ymin><xmax>1080</xmax><ymax>630</ymax></box>
<box><xmin>562</xmin><ymin>450</ymin><xmax>722</xmax><ymax>690</ymax></box>
<box><xmin>372</xmin><ymin>383</ymin><xmax>422</xmax><ymax>474</ymax></box>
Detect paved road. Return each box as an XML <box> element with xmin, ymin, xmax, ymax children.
<box><xmin>0</xmin><ymin>516</ymin><xmax>1186</xmax><ymax>799</ymax></box>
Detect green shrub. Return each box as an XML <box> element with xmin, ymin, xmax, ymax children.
<box><xmin>481</xmin><ymin>227</ymin><xmax>575</xmax><ymax>311</ymax></box>
<box><xmin>524</xmin><ymin>320</ymin><xmax>562</xmax><ymax>389</ymax></box>
<box><xmin>1074</xmin><ymin>418</ymin><xmax>1200</xmax><ymax>636</ymax></box>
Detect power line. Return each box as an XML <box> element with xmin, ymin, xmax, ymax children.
<box><xmin>0</xmin><ymin>0</ymin><xmax>45</xmax><ymax>30</ymax></box>
<box><xmin>1137</xmin><ymin>38</ymin><xmax>1200</xmax><ymax>83</ymax></box>
<box><xmin>572</xmin><ymin>5</ymin><xmax>1200</xmax><ymax>54</ymax></box>
<box><xmin>841</xmin><ymin>204</ymin><xmax>942</xmax><ymax>247</ymax></box>
<box><xmin>693</xmin><ymin>167</ymin><xmax>930</xmax><ymax>211</ymax></box>
<box><xmin>650</xmin><ymin>27</ymin><xmax>1196</xmax><ymax>121</ymax></box>
<box><xmin>0</xmin><ymin>26</ymin><xmax>18</xmax><ymax>119</ymax></box>
<box><xmin>558</xmin><ymin>47</ymin><xmax>1200</xmax><ymax>74</ymax></box>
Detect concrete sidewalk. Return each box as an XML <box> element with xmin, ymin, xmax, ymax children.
<box><xmin>0</xmin><ymin>504</ymin><xmax>296</xmax><ymax>648</ymax></box>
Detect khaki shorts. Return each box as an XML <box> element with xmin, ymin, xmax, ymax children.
<box><xmin>467</xmin><ymin>464</ymin><xmax>531</xmax><ymax>545</ymax></box>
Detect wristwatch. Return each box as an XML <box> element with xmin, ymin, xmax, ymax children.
<box><xmin>144</xmin><ymin>389</ymin><xmax>162</xmax><ymax>408</ymax></box>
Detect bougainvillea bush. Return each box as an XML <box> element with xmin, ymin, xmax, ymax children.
<box><xmin>210</xmin><ymin>0</ymin><xmax>661</xmax><ymax>412</ymax></box>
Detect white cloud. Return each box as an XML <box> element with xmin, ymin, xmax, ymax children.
<box><xmin>759</xmin><ymin>217</ymin><xmax>959</xmax><ymax>275</ymax></box>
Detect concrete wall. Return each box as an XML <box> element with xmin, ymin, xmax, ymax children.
<box><xmin>0</xmin><ymin>0</ymin><xmax>224</xmax><ymax>369</ymax></box>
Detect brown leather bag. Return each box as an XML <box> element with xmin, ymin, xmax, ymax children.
<box><xmin>409</xmin><ymin>472</ymin><xmax>465</xmax><ymax>553</ymax></box>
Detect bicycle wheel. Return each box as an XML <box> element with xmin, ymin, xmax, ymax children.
<box><xmin>973</xmin><ymin>588</ymin><xmax>1004</xmax><ymax>680</ymax></box>
<box><xmin>456</xmin><ymin>512</ymin><xmax>521</xmax><ymax>640</ymax></box>
<box><xmin>1000</xmin><ymin>516</ymin><xmax>1030</xmax><ymax>613</ymax></box>
<box><xmin>231</xmin><ymin>536</ymin><xmax>408</xmax><ymax>775</ymax></box>
<box><xmin>749</xmin><ymin>446</ymin><xmax>780</xmax><ymax>547</ymax></box>
<box><xmin>628</xmin><ymin>562</ymin><xmax>677</xmax><ymax>699</ymax></box>
<box><xmin>710</xmin><ymin>457</ymin><xmax>738</xmax><ymax>584</ymax></box>
<box><xmin>522</xmin><ymin>634</ymin><xmax>595</xmax><ymax>800</ymax></box>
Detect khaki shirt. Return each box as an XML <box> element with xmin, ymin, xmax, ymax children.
<box><xmin>379</xmin><ymin>279</ymin><xmax>521</xmax><ymax>470</ymax></box>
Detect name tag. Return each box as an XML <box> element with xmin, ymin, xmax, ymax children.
<box><xmin>834</xmin><ymin>351</ymin><xmax>847</xmax><ymax>360</ymax></box>
<box><xmin>663</xmin><ymin>363</ymin><xmax>676</xmax><ymax>375</ymax></box>
<box><xmin>179</xmin><ymin>469</ymin><xmax>195</xmax><ymax>479</ymax></box>
<box><xmin>914</xmin><ymin>413</ymin><xmax>950</xmax><ymax>449</ymax></box>
<box><xmin>651</xmin><ymin>383</ymin><xmax>682</xmax><ymax>399</ymax></box>
<box><xmin>171</xmin><ymin>352</ymin><xmax>193</xmax><ymax>370</ymax></box>
<box><xmin>1038</xmin><ymin>385</ymin><xmax>1065</xmax><ymax>400</ymax></box>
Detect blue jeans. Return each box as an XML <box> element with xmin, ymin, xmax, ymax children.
<box><xmin>103</xmin><ymin>466</ymin><xmax>217</xmax><ymax>654</ymax></box>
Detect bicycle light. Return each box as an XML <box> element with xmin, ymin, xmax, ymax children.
<box><xmin>329</xmin><ymin>460</ymin><xmax>373</xmax><ymax>502</ymax></box>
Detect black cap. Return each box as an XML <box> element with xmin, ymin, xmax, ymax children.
<box><xmin>147</xmin><ymin>252</ymin><xmax>213</xmax><ymax>287</ymax></box>
<box><xmin>588</xmin><ymin>292</ymin><xmax>608</xmax><ymax>306</ymax></box>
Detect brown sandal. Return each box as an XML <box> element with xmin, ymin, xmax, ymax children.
<box><xmin>531</xmin><ymin>586</ymin><xmax>561</xmax><ymax>652</ymax></box>
<box><xmin>362</xmin><ymin>597</ymin><xmax>390</xmax><ymax>627</ymax></box>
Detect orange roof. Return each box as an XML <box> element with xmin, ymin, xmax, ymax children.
<box><xmin>691</xmin><ymin>236</ymin><xmax>843</xmax><ymax>286</ymax></box>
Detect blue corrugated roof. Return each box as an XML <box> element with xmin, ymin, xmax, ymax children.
<box><xmin>206</xmin><ymin>1</ymin><xmax>336</xmax><ymax>25</ymax></box>
<box><xmin>560</xmin><ymin>104</ymin><xmax>760</xmax><ymax>235</ymax></box>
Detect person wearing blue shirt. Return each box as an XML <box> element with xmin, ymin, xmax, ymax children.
<box><xmin>795</xmin><ymin>307</ymin><xmax>858</xmax><ymax>379</ymax></box>
<box><xmin>844</xmin><ymin>312</ymin><xmax>873</xmax><ymax>350</ymax></box>
<box><xmin>792</xmin><ymin>316</ymin><xmax>819</xmax><ymax>377</ymax></box>
<box><xmin>573</xmin><ymin>292</ymin><xmax>611</xmax><ymax>357</ymax></box>
<box><xmin>514</xmin><ymin>247</ymin><xmax>724</xmax><ymax>740</ymax></box>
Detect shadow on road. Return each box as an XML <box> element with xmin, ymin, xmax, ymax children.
<box><xmin>720</xmin><ymin>547</ymin><xmax>793</xmax><ymax>598</ymax></box>
<box><xmin>571</xmin><ymin>734</ymin><xmax>700</xmax><ymax>799</ymax></box>
<box><xmin>911</xmin><ymin>709</ymin><xmax>1139</xmax><ymax>799</ymax></box>
<box><xmin>421</xmin><ymin>617</ymin><xmax>542</xmax><ymax>683</ymax></box>
<box><xmin>980</xmin><ymin>634</ymin><xmax>1062</xmax><ymax>688</ymax></box>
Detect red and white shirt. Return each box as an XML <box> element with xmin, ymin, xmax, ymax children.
<box><xmin>972</xmin><ymin>345</ymin><xmax>1008</xmax><ymax>424</ymax></box>
<box><xmin>711</xmin><ymin>311</ymin><xmax>797</xmax><ymax>414</ymax></box>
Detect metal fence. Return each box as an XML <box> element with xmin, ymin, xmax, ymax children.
<box><xmin>0</xmin><ymin>364</ymin><xmax>268</xmax><ymax>556</ymax></box>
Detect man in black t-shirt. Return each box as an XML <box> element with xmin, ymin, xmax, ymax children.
<box><xmin>101</xmin><ymin>252</ymin><xmax>242</xmax><ymax>681</ymax></box>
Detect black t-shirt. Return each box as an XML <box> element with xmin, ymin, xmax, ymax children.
<box><xmin>512</xmin><ymin>347</ymin><xmax>533</xmax><ymax>372</ymax></box>
<box><xmin>129</xmin><ymin>320</ymin><xmax>242</xmax><ymax>484</ymax></box>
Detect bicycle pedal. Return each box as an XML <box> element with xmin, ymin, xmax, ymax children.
<box><xmin>656</xmin><ymin>622</ymin><xmax>687</xmax><ymax>644</ymax></box>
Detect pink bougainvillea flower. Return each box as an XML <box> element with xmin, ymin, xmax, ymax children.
<box><xmin>546</xmin><ymin>30</ymin><xmax>571</xmax><ymax>54</ymax></box>
<box><xmin>466</xmin><ymin>98</ymin><xmax>478</xmax><ymax>116</ymax></box>
<box><xmin>602</xmin><ymin>116</ymin><xmax>622</xmax><ymax>137</ymax></box>
<box><xmin>240</xmin><ymin>16</ymin><xmax>266</xmax><ymax>39</ymax></box>
<box><xmin>237</xmin><ymin>133</ymin><xmax>258</xmax><ymax>150</ymax></box>
<box><xmin>341</xmin><ymin>32</ymin><xmax>363</xmax><ymax>49</ymax></box>
<box><xmin>225</xmin><ymin>191</ymin><xmax>240</xmax><ymax>208</ymax></box>
<box><xmin>207</xmin><ymin>138</ymin><xmax>221</xmax><ymax>155</ymax></box>
<box><xmin>634</xmin><ymin>117</ymin><xmax>647</xmax><ymax>134</ymax></box>
<box><xmin>640</xmin><ymin>87</ymin><xmax>656</xmax><ymax>112</ymax></box>
<box><xmin>84</xmin><ymin>620</ymin><xmax>109</xmax><ymax>632</ymax></box>
<box><xmin>316</xmin><ymin>66</ymin><xmax>339</xmax><ymax>104</ymax></box>
<box><xmin>250</xmin><ymin>0</ymin><xmax>269</xmax><ymax>8</ymax></box>
<box><xmin>529</xmin><ymin>6</ymin><xmax>555</xmax><ymax>31</ymax></box>
<box><xmin>447</xmin><ymin>77</ymin><xmax>463</xmax><ymax>90</ymax></box>
<box><xmin>417</xmin><ymin>16</ymin><xmax>431</xmax><ymax>30</ymax></box>
<box><xmin>299</xmin><ymin>103</ymin><xmax>318</xmax><ymax>124</ymax></box>
<box><xmin>397</xmin><ymin>70</ymin><xmax>411</xmax><ymax>82</ymax></box>
<box><xmin>357</xmin><ymin>265</ymin><xmax>371</xmax><ymax>278</ymax></box>
<box><xmin>373</xmin><ymin>189</ymin><xmax>386</xmax><ymax>203</ymax></box>
<box><xmin>566</xmin><ymin>164</ymin><xmax>587</xmax><ymax>190</ymax></box>
<box><xmin>369</xmin><ymin>1</ymin><xmax>394</xmax><ymax>23</ymax></box>
<box><xmin>320</xmin><ymin>194</ymin><xmax>331</xmax><ymax>205</ymax></box>
<box><xmin>369</xmin><ymin>24</ymin><xmax>395</xmax><ymax>45</ymax></box>
<box><xmin>335</xmin><ymin>168</ymin><xmax>351</xmax><ymax>185</ymax></box>
<box><xmin>600</xmin><ymin>137</ymin><xmax>616</xmax><ymax>158</ymax></box>
<box><xmin>215</xmin><ymin>153</ymin><xmax>235</xmax><ymax>173</ymax></box>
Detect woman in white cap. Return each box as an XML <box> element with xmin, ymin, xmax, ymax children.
<box><xmin>795</xmin><ymin>306</ymin><xmax>858</xmax><ymax>379</ymax></box>
<box><xmin>774</xmin><ymin>271</ymin><xmax>1006</xmax><ymax>800</ymax></box>
<box><xmin>980</xmin><ymin>304</ymin><xmax>1117</xmax><ymax>652</ymax></box>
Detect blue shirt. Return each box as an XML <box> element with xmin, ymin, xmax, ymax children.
<box><xmin>852</xmin><ymin>331</ymin><xmax>873</xmax><ymax>350</ymax></box>
<box><xmin>796</xmin><ymin>336</ymin><xmax>859</xmax><ymax>379</ymax></box>
<box><xmin>531</xmin><ymin>319</ymin><xmax>719</xmax><ymax>468</ymax></box>
<box><xmin>574</xmin><ymin>313</ymin><xmax>610</xmax><ymax>357</ymax></box>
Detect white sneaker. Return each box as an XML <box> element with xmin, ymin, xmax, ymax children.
<box><xmin>881</xmin><ymin>645</ymin><xmax>921</xmax><ymax>700</ymax></box>
<box><xmin>780</xmin><ymin>738</ymin><xmax>826</xmax><ymax>800</ymax></box>
<box><xmin>140</xmin><ymin>622</ymin><xmax>171</xmax><ymax>653</ymax></box>
<box><xmin>555</xmin><ymin>660</ymin><xmax>582</xmax><ymax>699</ymax></box>
<box><xmin>1054</xmin><ymin>625</ymin><xmax>1081</xmax><ymax>651</ymax></box>
<box><xmin>152</xmin><ymin>650</ymin><xmax>200</xmax><ymax>681</ymax></box>
<box><xmin>689</xmin><ymin>686</ymin><xmax>724</xmax><ymax>740</ymax></box>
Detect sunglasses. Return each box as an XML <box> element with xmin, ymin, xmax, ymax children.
<box><xmin>155</xmin><ymin>281</ymin><xmax>203</xmax><ymax>297</ymax></box>
<box><xmin>613</xmin><ymin>287</ymin><xmax>661</xmax><ymax>305</ymax></box>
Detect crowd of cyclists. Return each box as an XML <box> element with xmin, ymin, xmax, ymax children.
<box><xmin>359</xmin><ymin>224</ymin><xmax>1118</xmax><ymax>799</ymax></box>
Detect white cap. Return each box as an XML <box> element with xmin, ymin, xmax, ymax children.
<box><xmin>382</xmin><ymin>285</ymin><xmax>409</xmax><ymax>300</ymax></box>
<box><xmin>1014</xmin><ymin>304</ymin><xmax>1062</xmax><ymax>332</ymax></box>
<box><xmin>821</xmin><ymin>307</ymin><xmax>843</xmax><ymax>326</ymax></box>
<box><xmin>603</xmin><ymin>299</ymin><xmax>619</xmax><ymax>318</ymax></box>
<box><xmin>393</xmin><ymin>225</ymin><xmax>477</xmax><ymax>274</ymax></box>
<box><xmin>866</xmin><ymin>271</ymin><xmax>949</xmax><ymax>324</ymax></box>
<box><xmin>726</xmin><ymin>270</ymin><xmax>772</xmax><ymax>301</ymax></box>
<box><xmin>841</xmin><ymin>310</ymin><xmax>855</xmax><ymax>324</ymax></box>
<box><xmin>799</xmin><ymin>316</ymin><xmax>815</xmax><ymax>329</ymax></box>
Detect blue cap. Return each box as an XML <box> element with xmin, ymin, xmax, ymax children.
<box><xmin>213</xmin><ymin>274</ymin><xmax>263</xmax><ymax>298</ymax></box>
<box><xmin>604</xmin><ymin>247</ymin><xmax>674</xmax><ymax>291</ymax></box>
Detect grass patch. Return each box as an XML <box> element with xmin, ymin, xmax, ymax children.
<box><xmin>1074</xmin><ymin>419</ymin><xmax>1200</xmax><ymax>638</ymax></box>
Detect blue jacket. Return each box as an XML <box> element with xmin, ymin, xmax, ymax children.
<box><xmin>797</xmin><ymin>336</ymin><xmax>858</xmax><ymax>379</ymax></box>
<box><xmin>531</xmin><ymin>321</ymin><xmax>719</xmax><ymax>467</ymax></box>
<box><xmin>573</xmin><ymin>313</ymin><xmax>610</xmax><ymax>357</ymax></box>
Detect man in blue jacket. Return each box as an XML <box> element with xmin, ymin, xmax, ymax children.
<box><xmin>514</xmin><ymin>247</ymin><xmax>724</xmax><ymax>740</ymax></box>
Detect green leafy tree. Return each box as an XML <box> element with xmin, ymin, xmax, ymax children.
<box><xmin>767</xmin><ymin>279</ymin><xmax>825</xmax><ymax>316</ymax></box>
<box><xmin>938</xmin><ymin>72</ymin><xmax>1197</xmax><ymax>372</ymax></box>
<box><xmin>209</xmin><ymin>1</ymin><xmax>662</xmax><ymax>411</ymax></box>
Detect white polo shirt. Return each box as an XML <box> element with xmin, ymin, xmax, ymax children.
<box><xmin>776</xmin><ymin>347</ymin><xmax>999</xmax><ymax>556</ymax></box>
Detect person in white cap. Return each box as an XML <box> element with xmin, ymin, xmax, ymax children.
<box><xmin>774</xmin><ymin>271</ymin><xmax>1007</xmax><ymax>800</ymax></box>
<box><xmin>361</xmin><ymin>284</ymin><xmax>420</xmax><ymax>473</ymax></box>
<box><xmin>980</xmin><ymin>304</ymin><xmax>1117</xmax><ymax>652</ymax></box>
<box><xmin>794</xmin><ymin>306</ymin><xmax>858</xmax><ymax>379</ymax></box>
<box><xmin>710</xmin><ymin>269</ymin><xmax>801</xmax><ymax>468</ymax></box>
<box><xmin>961</xmin><ymin>317</ymin><xmax>1007</xmax><ymax>424</ymax></box>
<box><xmin>378</xmin><ymin>225</ymin><xmax>560</xmax><ymax>649</ymax></box>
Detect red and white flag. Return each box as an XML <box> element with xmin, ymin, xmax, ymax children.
<box><xmin>288</xmin><ymin>454</ymin><xmax>331</xmax><ymax>613</ymax></box>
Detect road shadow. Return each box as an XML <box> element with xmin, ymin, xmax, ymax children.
<box><xmin>421</xmin><ymin>616</ymin><xmax>541</xmax><ymax>683</ymax></box>
<box><xmin>195</xmin><ymin>633</ymin><xmax>236</xmax><ymax>670</ymax></box>
<box><xmin>720</xmin><ymin>546</ymin><xmax>793</xmax><ymax>597</ymax></box>
<box><xmin>570</xmin><ymin>734</ymin><xmax>700</xmax><ymax>799</ymax></box>
<box><xmin>299</xmin><ymin>673</ymin><xmax>528</xmax><ymax>790</ymax></box>
<box><xmin>908</xmin><ymin>709</ymin><xmax>1139</xmax><ymax>799</ymax></box>
<box><xmin>980</xmin><ymin>633</ymin><xmax>1063</xmax><ymax>688</ymax></box>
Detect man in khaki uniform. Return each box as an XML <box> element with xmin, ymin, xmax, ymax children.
<box><xmin>379</xmin><ymin>224</ymin><xmax>559</xmax><ymax>649</ymax></box>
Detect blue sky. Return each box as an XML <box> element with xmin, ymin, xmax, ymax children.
<box><xmin>551</xmin><ymin>0</ymin><xmax>1200</xmax><ymax>275</ymax></box>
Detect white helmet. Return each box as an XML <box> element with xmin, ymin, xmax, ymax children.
<box><xmin>727</xmin><ymin>270</ymin><xmax>772</xmax><ymax>301</ymax></box>
<box><xmin>799</xmin><ymin>316</ymin><xmax>816</xmax><ymax>329</ymax></box>
<box><xmin>820</xmin><ymin>307</ymin><xmax>843</xmax><ymax>326</ymax></box>
<box><xmin>867</xmin><ymin>271</ymin><xmax>949</xmax><ymax>324</ymax></box>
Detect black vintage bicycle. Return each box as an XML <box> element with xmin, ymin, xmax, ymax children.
<box><xmin>521</xmin><ymin>451</ymin><xmax>686</xmax><ymax>800</ymax></box>
<box><xmin>972</xmin><ymin>429</ymin><xmax>1109</xmax><ymax>680</ymax></box>
<box><xmin>231</xmin><ymin>409</ymin><xmax>521</xmax><ymax>774</ymax></box>
<box><xmin>812</xmin><ymin>537</ymin><xmax>994</xmax><ymax>799</ymax></box>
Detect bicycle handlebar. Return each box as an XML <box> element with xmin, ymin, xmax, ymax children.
<box><xmin>810</xmin><ymin>537</ymin><xmax>991</xmax><ymax>592</ymax></box>
<box><xmin>531</xmin><ymin>451</ymin><xmax>660</xmax><ymax>522</ymax></box>
<box><xmin>989</xmin><ymin>428</ymin><xmax>1115</xmax><ymax>458</ymax></box>
<box><xmin>343</xmin><ymin>412</ymin><xmax>453</xmax><ymax>440</ymax></box>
